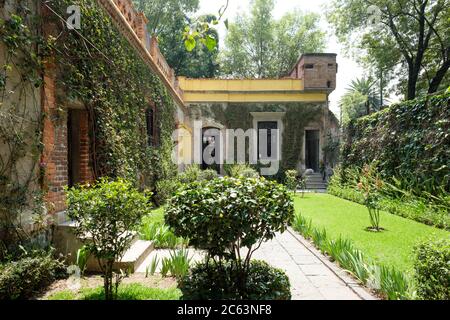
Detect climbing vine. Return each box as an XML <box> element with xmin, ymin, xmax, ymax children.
<box><xmin>0</xmin><ymin>0</ymin><xmax>179</xmax><ymax>254</ymax></box>
<box><xmin>341</xmin><ymin>92</ymin><xmax>450</xmax><ymax>195</ymax></box>
<box><xmin>188</xmin><ymin>102</ymin><xmax>324</xmax><ymax>175</ymax></box>
<box><xmin>49</xmin><ymin>0</ymin><xmax>177</xmax><ymax>186</ymax></box>
<box><xmin>0</xmin><ymin>0</ymin><xmax>47</xmax><ymax>255</ymax></box>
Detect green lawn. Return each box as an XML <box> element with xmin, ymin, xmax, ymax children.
<box><xmin>47</xmin><ymin>283</ymin><xmax>181</xmax><ymax>300</ymax></box>
<box><xmin>294</xmin><ymin>193</ymin><xmax>449</xmax><ymax>273</ymax></box>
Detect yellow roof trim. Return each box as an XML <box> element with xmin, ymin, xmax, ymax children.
<box><xmin>182</xmin><ymin>92</ymin><xmax>327</xmax><ymax>103</ymax></box>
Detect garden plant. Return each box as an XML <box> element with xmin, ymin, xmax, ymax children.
<box><xmin>165</xmin><ymin>176</ymin><xmax>294</xmax><ymax>299</ymax></box>
<box><xmin>66</xmin><ymin>178</ymin><xmax>152</xmax><ymax>300</ymax></box>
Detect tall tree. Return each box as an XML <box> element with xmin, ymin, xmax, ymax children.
<box><xmin>220</xmin><ymin>0</ymin><xmax>326</xmax><ymax>78</ymax></box>
<box><xmin>133</xmin><ymin>0</ymin><xmax>219</xmax><ymax>78</ymax></box>
<box><xmin>327</xmin><ymin>0</ymin><xmax>450</xmax><ymax>100</ymax></box>
<box><xmin>339</xmin><ymin>77</ymin><xmax>382</xmax><ymax>125</ymax></box>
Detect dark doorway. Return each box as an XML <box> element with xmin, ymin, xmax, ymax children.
<box><xmin>201</xmin><ymin>127</ymin><xmax>221</xmax><ymax>173</ymax></box>
<box><xmin>68</xmin><ymin>109</ymin><xmax>81</xmax><ymax>187</ymax></box>
<box><xmin>305</xmin><ymin>130</ymin><xmax>320</xmax><ymax>172</ymax></box>
<box><xmin>257</xmin><ymin>121</ymin><xmax>278</xmax><ymax>160</ymax></box>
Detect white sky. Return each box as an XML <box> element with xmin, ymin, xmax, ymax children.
<box><xmin>197</xmin><ymin>0</ymin><xmax>364</xmax><ymax>117</ymax></box>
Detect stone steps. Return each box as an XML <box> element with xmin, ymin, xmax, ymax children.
<box><xmin>53</xmin><ymin>220</ymin><xmax>154</xmax><ymax>273</ymax></box>
<box><xmin>304</xmin><ymin>173</ymin><xmax>328</xmax><ymax>190</ymax></box>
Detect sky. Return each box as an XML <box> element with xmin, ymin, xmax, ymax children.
<box><xmin>197</xmin><ymin>0</ymin><xmax>364</xmax><ymax>117</ymax></box>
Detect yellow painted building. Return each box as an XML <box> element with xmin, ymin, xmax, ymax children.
<box><xmin>174</xmin><ymin>54</ymin><xmax>340</xmax><ymax>175</ymax></box>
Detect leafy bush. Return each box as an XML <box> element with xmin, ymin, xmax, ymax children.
<box><xmin>0</xmin><ymin>250</ymin><xmax>66</xmax><ymax>299</ymax></box>
<box><xmin>166</xmin><ymin>176</ymin><xmax>293</xmax><ymax>296</ymax></box>
<box><xmin>341</xmin><ymin>93</ymin><xmax>450</xmax><ymax>195</ymax></box>
<box><xmin>155</xmin><ymin>179</ymin><xmax>180</xmax><ymax>206</ymax></box>
<box><xmin>414</xmin><ymin>239</ymin><xmax>450</xmax><ymax>300</ymax></box>
<box><xmin>166</xmin><ymin>177</ymin><xmax>294</xmax><ymax>258</ymax></box>
<box><xmin>198</xmin><ymin>169</ymin><xmax>219</xmax><ymax>181</ymax></box>
<box><xmin>179</xmin><ymin>260</ymin><xmax>291</xmax><ymax>300</ymax></box>
<box><xmin>177</xmin><ymin>165</ymin><xmax>202</xmax><ymax>184</ymax></box>
<box><xmin>66</xmin><ymin>178</ymin><xmax>152</xmax><ymax>300</ymax></box>
<box><xmin>224</xmin><ymin>164</ymin><xmax>259</xmax><ymax>178</ymax></box>
<box><xmin>284</xmin><ymin>170</ymin><xmax>298</xmax><ymax>192</ymax></box>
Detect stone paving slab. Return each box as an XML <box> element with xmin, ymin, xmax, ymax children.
<box><xmin>136</xmin><ymin>230</ymin><xmax>376</xmax><ymax>300</ymax></box>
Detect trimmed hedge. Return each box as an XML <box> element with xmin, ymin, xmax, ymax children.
<box><xmin>0</xmin><ymin>251</ymin><xmax>66</xmax><ymax>300</ymax></box>
<box><xmin>179</xmin><ymin>260</ymin><xmax>291</xmax><ymax>300</ymax></box>
<box><xmin>414</xmin><ymin>239</ymin><xmax>450</xmax><ymax>300</ymax></box>
<box><xmin>341</xmin><ymin>93</ymin><xmax>450</xmax><ymax>194</ymax></box>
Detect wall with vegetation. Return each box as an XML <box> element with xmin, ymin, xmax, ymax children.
<box><xmin>188</xmin><ymin>102</ymin><xmax>337</xmax><ymax>173</ymax></box>
<box><xmin>51</xmin><ymin>0</ymin><xmax>178</xmax><ymax>187</ymax></box>
<box><xmin>341</xmin><ymin>93</ymin><xmax>450</xmax><ymax>194</ymax></box>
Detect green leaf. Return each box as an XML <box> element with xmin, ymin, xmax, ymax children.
<box><xmin>184</xmin><ymin>37</ymin><xmax>196</xmax><ymax>52</ymax></box>
<box><xmin>204</xmin><ymin>35</ymin><xmax>217</xmax><ymax>52</ymax></box>
<box><xmin>224</xmin><ymin>18</ymin><xmax>229</xmax><ymax>30</ymax></box>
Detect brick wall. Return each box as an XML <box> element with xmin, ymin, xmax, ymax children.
<box><xmin>41</xmin><ymin>64</ymin><xmax>68</xmax><ymax>214</ymax></box>
<box><xmin>79</xmin><ymin>110</ymin><xmax>94</xmax><ymax>183</ymax></box>
<box><xmin>289</xmin><ymin>54</ymin><xmax>337</xmax><ymax>91</ymax></box>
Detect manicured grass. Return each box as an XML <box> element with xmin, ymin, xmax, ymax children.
<box><xmin>48</xmin><ymin>283</ymin><xmax>181</xmax><ymax>300</ymax></box>
<box><xmin>139</xmin><ymin>207</ymin><xmax>187</xmax><ymax>248</ymax></box>
<box><xmin>141</xmin><ymin>206</ymin><xmax>165</xmax><ymax>226</ymax></box>
<box><xmin>294</xmin><ymin>193</ymin><xmax>449</xmax><ymax>273</ymax></box>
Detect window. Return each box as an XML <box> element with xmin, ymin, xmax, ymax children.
<box><xmin>305</xmin><ymin>64</ymin><xmax>314</xmax><ymax>69</ymax></box>
<box><xmin>257</xmin><ymin>121</ymin><xmax>278</xmax><ymax>160</ymax></box>
<box><xmin>146</xmin><ymin>105</ymin><xmax>156</xmax><ymax>146</ymax></box>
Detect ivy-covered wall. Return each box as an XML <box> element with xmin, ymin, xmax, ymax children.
<box><xmin>188</xmin><ymin>102</ymin><xmax>336</xmax><ymax>172</ymax></box>
<box><xmin>341</xmin><ymin>92</ymin><xmax>450</xmax><ymax>193</ymax></box>
<box><xmin>50</xmin><ymin>0</ymin><xmax>178</xmax><ymax>188</ymax></box>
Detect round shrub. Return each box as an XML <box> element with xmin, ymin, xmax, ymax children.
<box><xmin>165</xmin><ymin>176</ymin><xmax>294</xmax><ymax>258</ymax></box>
<box><xmin>414</xmin><ymin>238</ymin><xmax>450</xmax><ymax>300</ymax></box>
<box><xmin>0</xmin><ymin>250</ymin><xmax>66</xmax><ymax>299</ymax></box>
<box><xmin>198</xmin><ymin>169</ymin><xmax>219</xmax><ymax>181</ymax></box>
<box><xmin>179</xmin><ymin>260</ymin><xmax>291</xmax><ymax>300</ymax></box>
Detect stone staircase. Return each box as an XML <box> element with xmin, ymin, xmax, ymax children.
<box><xmin>53</xmin><ymin>220</ymin><xmax>154</xmax><ymax>273</ymax></box>
<box><xmin>304</xmin><ymin>173</ymin><xmax>328</xmax><ymax>191</ymax></box>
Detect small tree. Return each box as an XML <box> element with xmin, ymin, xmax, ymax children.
<box><xmin>66</xmin><ymin>178</ymin><xmax>151</xmax><ymax>300</ymax></box>
<box><xmin>284</xmin><ymin>170</ymin><xmax>306</xmax><ymax>197</ymax></box>
<box><xmin>165</xmin><ymin>176</ymin><xmax>294</xmax><ymax>294</ymax></box>
<box><xmin>357</xmin><ymin>164</ymin><xmax>383</xmax><ymax>231</ymax></box>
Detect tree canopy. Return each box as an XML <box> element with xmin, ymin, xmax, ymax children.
<box><xmin>134</xmin><ymin>0</ymin><xmax>219</xmax><ymax>78</ymax></box>
<box><xmin>327</xmin><ymin>0</ymin><xmax>450</xmax><ymax>100</ymax></box>
<box><xmin>220</xmin><ymin>0</ymin><xmax>326</xmax><ymax>78</ymax></box>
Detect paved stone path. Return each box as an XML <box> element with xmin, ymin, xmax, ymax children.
<box><xmin>137</xmin><ymin>230</ymin><xmax>376</xmax><ymax>300</ymax></box>
<box><xmin>253</xmin><ymin>230</ymin><xmax>375</xmax><ymax>300</ymax></box>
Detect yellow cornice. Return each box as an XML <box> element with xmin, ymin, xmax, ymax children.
<box><xmin>178</xmin><ymin>78</ymin><xmax>328</xmax><ymax>103</ymax></box>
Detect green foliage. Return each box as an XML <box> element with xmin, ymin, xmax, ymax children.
<box><xmin>134</xmin><ymin>0</ymin><xmax>220</xmax><ymax>78</ymax></box>
<box><xmin>166</xmin><ymin>176</ymin><xmax>294</xmax><ymax>258</ymax></box>
<box><xmin>146</xmin><ymin>255</ymin><xmax>159</xmax><ymax>277</ymax></box>
<box><xmin>292</xmin><ymin>212</ymin><xmax>414</xmax><ymax>300</ymax></box>
<box><xmin>342</xmin><ymin>93</ymin><xmax>450</xmax><ymax>193</ymax></box>
<box><xmin>66</xmin><ymin>178</ymin><xmax>152</xmax><ymax>300</ymax></box>
<box><xmin>51</xmin><ymin>0</ymin><xmax>177</xmax><ymax>186</ymax></box>
<box><xmin>155</xmin><ymin>179</ymin><xmax>180</xmax><ymax>206</ymax></box>
<box><xmin>339</xmin><ymin>77</ymin><xmax>383</xmax><ymax>125</ymax></box>
<box><xmin>224</xmin><ymin>164</ymin><xmax>259</xmax><ymax>178</ymax></box>
<box><xmin>140</xmin><ymin>221</ymin><xmax>186</xmax><ymax>249</ymax></box>
<box><xmin>0</xmin><ymin>250</ymin><xmax>66</xmax><ymax>300</ymax></box>
<box><xmin>179</xmin><ymin>260</ymin><xmax>291</xmax><ymax>300</ymax></box>
<box><xmin>414</xmin><ymin>239</ymin><xmax>450</xmax><ymax>300</ymax></box>
<box><xmin>327</xmin><ymin>0</ymin><xmax>449</xmax><ymax>99</ymax></box>
<box><xmin>48</xmin><ymin>283</ymin><xmax>181</xmax><ymax>300</ymax></box>
<box><xmin>220</xmin><ymin>0</ymin><xmax>326</xmax><ymax>78</ymax></box>
<box><xmin>0</xmin><ymin>1</ymin><xmax>48</xmax><ymax>254</ymax></box>
<box><xmin>160</xmin><ymin>248</ymin><xmax>192</xmax><ymax>278</ymax></box>
<box><xmin>166</xmin><ymin>176</ymin><xmax>293</xmax><ymax>295</ymax></box>
<box><xmin>284</xmin><ymin>170</ymin><xmax>299</xmax><ymax>192</ymax></box>
<box><xmin>76</xmin><ymin>245</ymin><xmax>90</xmax><ymax>276</ymax></box>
